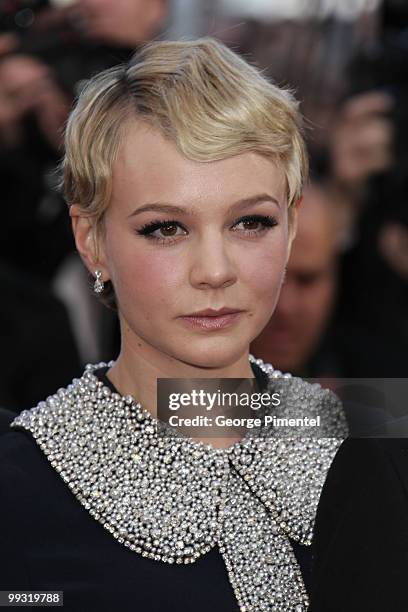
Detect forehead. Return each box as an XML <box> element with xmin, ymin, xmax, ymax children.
<box><xmin>111</xmin><ymin>120</ymin><xmax>287</xmax><ymax>213</ymax></box>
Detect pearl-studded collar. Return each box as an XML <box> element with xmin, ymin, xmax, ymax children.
<box><xmin>11</xmin><ymin>355</ymin><xmax>347</xmax><ymax>611</ymax></box>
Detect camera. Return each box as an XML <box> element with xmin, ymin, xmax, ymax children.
<box><xmin>1</xmin><ymin>0</ymin><xmax>53</xmax><ymax>33</ymax></box>
<box><xmin>0</xmin><ymin>0</ymin><xmax>80</xmax><ymax>56</ymax></box>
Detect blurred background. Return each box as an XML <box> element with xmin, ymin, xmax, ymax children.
<box><xmin>0</xmin><ymin>0</ymin><xmax>407</xmax><ymax>413</ymax></box>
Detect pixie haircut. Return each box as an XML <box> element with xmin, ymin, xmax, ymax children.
<box><xmin>62</xmin><ymin>37</ymin><xmax>308</xmax><ymax>309</ymax></box>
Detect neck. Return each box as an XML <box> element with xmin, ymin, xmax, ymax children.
<box><xmin>106</xmin><ymin>332</ymin><xmax>255</xmax><ymax>422</ymax></box>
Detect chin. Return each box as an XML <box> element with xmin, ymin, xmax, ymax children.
<box><xmin>174</xmin><ymin>337</ymin><xmax>251</xmax><ymax>370</ymax></box>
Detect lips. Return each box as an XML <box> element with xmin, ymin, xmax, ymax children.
<box><xmin>183</xmin><ymin>307</ymin><xmax>242</xmax><ymax>317</ymax></box>
<box><xmin>179</xmin><ymin>309</ymin><xmax>243</xmax><ymax>331</ymax></box>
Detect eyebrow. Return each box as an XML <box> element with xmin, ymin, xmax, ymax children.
<box><xmin>126</xmin><ymin>193</ymin><xmax>280</xmax><ymax>219</ymax></box>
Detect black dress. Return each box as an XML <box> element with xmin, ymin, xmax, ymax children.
<box><xmin>0</xmin><ymin>362</ymin><xmax>312</xmax><ymax>611</ymax></box>
<box><xmin>310</xmin><ymin>436</ymin><xmax>408</xmax><ymax>612</ymax></box>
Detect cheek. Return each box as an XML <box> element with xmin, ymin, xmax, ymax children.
<box><xmin>241</xmin><ymin>236</ymin><xmax>288</xmax><ymax>302</ymax></box>
<box><xmin>106</xmin><ymin>232</ymin><xmax>185</xmax><ymax>309</ymax></box>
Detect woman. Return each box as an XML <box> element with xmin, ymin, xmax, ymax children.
<box><xmin>0</xmin><ymin>38</ymin><xmax>347</xmax><ymax>611</ymax></box>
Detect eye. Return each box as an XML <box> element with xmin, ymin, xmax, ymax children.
<box><xmin>136</xmin><ymin>219</ymin><xmax>187</xmax><ymax>244</ymax></box>
<box><xmin>232</xmin><ymin>214</ymin><xmax>278</xmax><ymax>235</ymax></box>
<box><xmin>136</xmin><ymin>213</ymin><xmax>278</xmax><ymax>245</ymax></box>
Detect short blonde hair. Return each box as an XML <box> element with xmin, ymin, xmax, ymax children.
<box><xmin>62</xmin><ymin>37</ymin><xmax>308</xmax><ymax>308</ymax></box>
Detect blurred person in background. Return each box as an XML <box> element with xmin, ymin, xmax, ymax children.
<box><xmin>0</xmin><ymin>259</ymin><xmax>82</xmax><ymax>412</ymax></box>
<box><xmin>216</xmin><ymin>0</ymin><xmax>406</xmax><ymax>378</ymax></box>
<box><xmin>323</xmin><ymin>8</ymin><xmax>408</xmax><ymax>377</ymax></box>
<box><xmin>0</xmin><ymin>0</ymin><xmax>169</xmax><ymax>411</ymax></box>
<box><xmin>0</xmin><ymin>0</ymin><xmax>168</xmax><ymax>277</ymax></box>
<box><xmin>251</xmin><ymin>182</ymin><xmax>343</xmax><ymax>377</ymax></box>
<box><xmin>310</xmin><ymin>6</ymin><xmax>408</xmax><ymax>607</ymax></box>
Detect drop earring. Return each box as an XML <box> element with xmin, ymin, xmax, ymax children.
<box><xmin>93</xmin><ymin>270</ymin><xmax>105</xmax><ymax>294</ymax></box>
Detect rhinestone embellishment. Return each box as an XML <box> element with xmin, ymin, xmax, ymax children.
<box><xmin>11</xmin><ymin>355</ymin><xmax>347</xmax><ymax>611</ymax></box>
<box><xmin>93</xmin><ymin>270</ymin><xmax>104</xmax><ymax>294</ymax></box>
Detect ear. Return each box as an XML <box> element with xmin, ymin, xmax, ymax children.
<box><xmin>286</xmin><ymin>196</ymin><xmax>302</xmax><ymax>263</ymax></box>
<box><xmin>69</xmin><ymin>204</ymin><xmax>110</xmax><ymax>281</ymax></box>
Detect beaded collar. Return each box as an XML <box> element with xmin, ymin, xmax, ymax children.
<box><xmin>11</xmin><ymin>355</ymin><xmax>347</xmax><ymax>612</ymax></box>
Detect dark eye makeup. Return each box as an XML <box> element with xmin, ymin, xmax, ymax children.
<box><xmin>136</xmin><ymin>214</ymin><xmax>278</xmax><ymax>244</ymax></box>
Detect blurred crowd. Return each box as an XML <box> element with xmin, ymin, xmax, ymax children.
<box><xmin>0</xmin><ymin>0</ymin><xmax>407</xmax><ymax>413</ymax></box>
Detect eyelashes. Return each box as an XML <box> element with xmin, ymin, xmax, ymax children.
<box><xmin>136</xmin><ymin>214</ymin><xmax>278</xmax><ymax>245</ymax></box>
<box><xmin>137</xmin><ymin>219</ymin><xmax>185</xmax><ymax>238</ymax></box>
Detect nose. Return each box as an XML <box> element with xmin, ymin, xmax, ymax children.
<box><xmin>189</xmin><ymin>231</ymin><xmax>237</xmax><ymax>290</ymax></box>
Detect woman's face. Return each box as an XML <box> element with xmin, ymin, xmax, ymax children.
<box><xmin>87</xmin><ymin>121</ymin><xmax>296</xmax><ymax>368</ymax></box>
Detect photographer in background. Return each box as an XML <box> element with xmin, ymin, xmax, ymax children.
<box><xmin>0</xmin><ymin>0</ymin><xmax>169</xmax><ymax>411</ymax></box>
<box><xmin>0</xmin><ymin>0</ymin><xmax>168</xmax><ymax>278</ymax></box>
<box><xmin>326</xmin><ymin>17</ymin><xmax>408</xmax><ymax>377</ymax></box>
<box><xmin>312</xmin><ymin>7</ymin><xmax>408</xmax><ymax>605</ymax></box>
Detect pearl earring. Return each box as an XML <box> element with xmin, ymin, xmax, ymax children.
<box><xmin>93</xmin><ymin>270</ymin><xmax>105</xmax><ymax>294</ymax></box>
